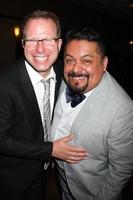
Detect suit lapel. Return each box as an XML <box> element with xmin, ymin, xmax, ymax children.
<box><xmin>71</xmin><ymin>73</ymin><xmax>107</xmax><ymax>133</ymax></box>
<box><xmin>18</xmin><ymin>59</ymin><xmax>62</xmax><ymax>123</ymax></box>
<box><xmin>19</xmin><ymin>61</ymin><xmax>41</xmax><ymax>121</ymax></box>
<box><xmin>53</xmin><ymin>60</ymin><xmax>63</xmax><ymax>104</ymax></box>
<box><xmin>51</xmin><ymin>60</ymin><xmax>63</xmax><ymax>121</ymax></box>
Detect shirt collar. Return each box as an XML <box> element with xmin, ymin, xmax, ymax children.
<box><xmin>84</xmin><ymin>89</ymin><xmax>94</xmax><ymax>97</ymax></box>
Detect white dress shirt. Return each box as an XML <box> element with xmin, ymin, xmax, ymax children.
<box><xmin>51</xmin><ymin>85</ymin><xmax>93</xmax><ymax>141</ymax></box>
<box><xmin>25</xmin><ymin>61</ymin><xmax>56</xmax><ymax>121</ymax></box>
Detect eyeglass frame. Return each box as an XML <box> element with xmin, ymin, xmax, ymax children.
<box><xmin>22</xmin><ymin>37</ymin><xmax>60</xmax><ymax>47</ymax></box>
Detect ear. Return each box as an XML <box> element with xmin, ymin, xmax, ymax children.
<box><xmin>103</xmin><ymin>56</ymin><xmax>108</xmax><ymax>72</ymax></box>
<box><xmin>58</xmin><ymin>38</ymin><xmax>62</xmax><ymax>52</ymax></box>
<box><xmin>21</xmin><ymin>39</ymin><xmax>25</xmax><ymax>48</ymax></box>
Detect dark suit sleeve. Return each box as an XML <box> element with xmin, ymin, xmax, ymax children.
<box><xmin>0</xmin><ymin>86</ymin><xmax>53</xmax><ymax>162</ymax></box>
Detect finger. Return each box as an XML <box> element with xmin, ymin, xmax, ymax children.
<box><xmin>67</xmin><ymin>145</ymin><xmax>88</xmax><ymax>153</ymax></box>
<box><xmin>64</xmin><ymin>152</ymin><xmax>88</xmax><ymax>160</ymax></box>
<box><xmin>65</xmin><ymin>150</ymin><xmax>88</xmax><ymax>157</ymax></box>
<box><xmin>66</xmin><ymin>160</ymin><xmax>80</xmax><ymax>164</ymax></box>
<box><xmin>66</xmin><ymin>156</ymin><xmax>86</xmax><ymax>163</ymax></box>
<box><xmin>62</xmin><ymin>134</ymin><xmax>74</xmax><ymax>143</ymax></box>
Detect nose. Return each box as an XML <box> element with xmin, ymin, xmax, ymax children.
<box><xmin>36</xmin><ymin>41</ymin><xmax>45</xmax><ymax>53</ymax></box>
<box><xmin>72</xmin><ymin>61</ymin><xmax>83</xmax><ymax>73</ymax></box>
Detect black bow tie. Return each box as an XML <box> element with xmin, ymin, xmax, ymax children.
<box><xmin>66</xmin><ymin>87</ymin><xmax>86</xmax><ymax>107</ymax></box>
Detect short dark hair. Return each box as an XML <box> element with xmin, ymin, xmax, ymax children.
<box><xmin>64</xmin><ymin>27</ymin><xmax>106</xmax><ymax>58</ymax></box>
<box><xmin>21</xmin><ymin>10</ymin><xmax>61</xmax><ymax>39</ymax></box>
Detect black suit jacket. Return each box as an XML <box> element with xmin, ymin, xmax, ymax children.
<box><xmin>0</xmin><ymin>58</ymin><xmax>62</xmax><ymax>194</ymax></box>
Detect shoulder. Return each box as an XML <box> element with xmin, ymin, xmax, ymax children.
<box><xmin>0</xmin><ymin>57</ymin><xmax>25</xmax><ymax>87</ymax></box>
<box><xmin>102</xmin><ymin>72</ymin><xmax>132</xmax><ymax>101</ymax></box>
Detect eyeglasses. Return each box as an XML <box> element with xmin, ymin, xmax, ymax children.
<box><xmin>23</xmin><ymin>37</ymin><xmax>60</xmax><ymax>47</ymax></box>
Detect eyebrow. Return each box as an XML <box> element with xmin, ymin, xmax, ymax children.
<box><xmin>82</xmin><ymin>55</ymin><xmax>94</xmax><ymax>59</ymax></box>
<box><xmin>64</xmin><ymin>54</ymin><xmax>94</xmax><ymax>59</ymax></box>
<box><xmin>64</xmin><ymin>54</ymin><xmax>72</xmax><ymax>57</ymax></box>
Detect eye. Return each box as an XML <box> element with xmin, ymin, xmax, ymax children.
<box><xmin>65</xmin><ymin>58</ymin><xmax>75</xmax><ymax>65</ymax></box>
<box><xmin>83</xmin><ymin>59</ymin><xmax>92</xmax><ymax>65</ymax></box>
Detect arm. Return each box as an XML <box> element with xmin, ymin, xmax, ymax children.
<box><xmin>95</xmin><ymin>102</ymin><xmax>133</xmax><ymax>200</ymax></box>
<box><xmin>0</xmin><ymin>86</ymin><xmax>87</xmax><ymax>163</ymax></box>
<box><xmin>0</xmin><ymin>85</ymin><xmax>53</xmax><ymax>161</ymax></box>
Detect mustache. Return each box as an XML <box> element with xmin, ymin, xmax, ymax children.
<box><xmin>68</xmin><ymin>72</ymin><xmax>89</xmax><ymax>78</ymax></box>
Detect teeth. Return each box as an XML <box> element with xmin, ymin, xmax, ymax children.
<box><xmin>73</xmin><ymin>77</ymin><xmax>85</xmax><ymax>80</ymax></box>
<box><xmin>35</xmin><ymin>56</ymin><xmax>47</xmax><ymax>61</ymax></box>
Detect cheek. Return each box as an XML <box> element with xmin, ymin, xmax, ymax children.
<box><xmin>64</xmin><ymin>67</ymin><xmax>67</xmax><ymax>74</ymax></box>
<box><xmin>63</xmin><ymin>70</ymin><xmax>68</xmax><ymax>79</ymax></box>
<box><xmin>24</xmin><ymin>47</ymin><xmax>34</xmax><ymax>56</ymax></box>
<box><xmin>24</xmin><ymin>48</ymin><xmax>30</xmax><ymax>60</ymax></box>
<box><xmin>88</xmin><ymin>70</ymin><xmax>103</xmax><ymax>86</ymax></box>
<box><xmin>49</xmin><ymin>47</ymin><xmax>59</xmax><ymax>57</ymax></box>
<box><xmin>64</xmin><ymin>65</ymin><xmax>72</xmax><ymax>73</ymax></box>
<box><xmin>64</xmin><ymin>67</ymin><xmax>70</xmax><ymax>80</ymax></box>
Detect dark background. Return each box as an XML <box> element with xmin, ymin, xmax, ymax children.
<box><xmin>0</xmin><ymin>0</ymin><xmax>133</xmax><ymax>98</ymax></box>
<box><xmin>0</xmin><ymin>1</ymin><xmax>133</xmax><ymax>199</ymax></box>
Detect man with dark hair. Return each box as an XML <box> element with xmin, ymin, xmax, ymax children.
<box><xmin>51</xmin><ymin>27</ymin><xmax>133</xmax><ymax>200</ymax></box>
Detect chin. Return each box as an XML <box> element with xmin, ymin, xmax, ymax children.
<box><xmin>69</xmin><ymin>85</ymin><xmax>86</xmax><ymax>94</ymax></box>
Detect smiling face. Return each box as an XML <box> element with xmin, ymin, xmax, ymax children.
<box><xmin>64</xmin><ymin>39</ymin><xmax>108</xmax><ymax>94</ymax></box>
<box><xmin>22</xmin><ymin>18</ymin><xmax>62</xmax><ymax>77</ymax></box>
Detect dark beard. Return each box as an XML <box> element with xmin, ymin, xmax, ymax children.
<box><xmin>67</xmin><ymin>72</ymin><xmax>89</xmax><ymax>94</ymax></box>
<box><xmin>67</xmin><ymin>80</ymin><xmax>88</xmax><ymax>94</ymax></box>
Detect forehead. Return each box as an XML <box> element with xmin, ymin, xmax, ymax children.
<box><xmin>24</xmin><ymin>18</ymin><xmax>57</xmax><ymax>35</ymax></box>
<box><xmin>65</xmin><ymin>40</ymin><xmax>100</xmax><ymax>57</ymax></box>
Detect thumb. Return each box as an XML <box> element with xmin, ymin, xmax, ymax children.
<box><xmin>62</xmin><ymin>134</ymin><xmax>74</xmax><ymax>143</ymax></box>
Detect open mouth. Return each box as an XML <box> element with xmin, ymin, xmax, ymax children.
<box><xmin>34</xmin><ymin>56</ymin><xmax>48</xmax><ymax>61</ymax></box>
<box><xmin>72</xmin><ymin>76</ymin><xmax>86</xmax><ymax>80</ymax></box>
